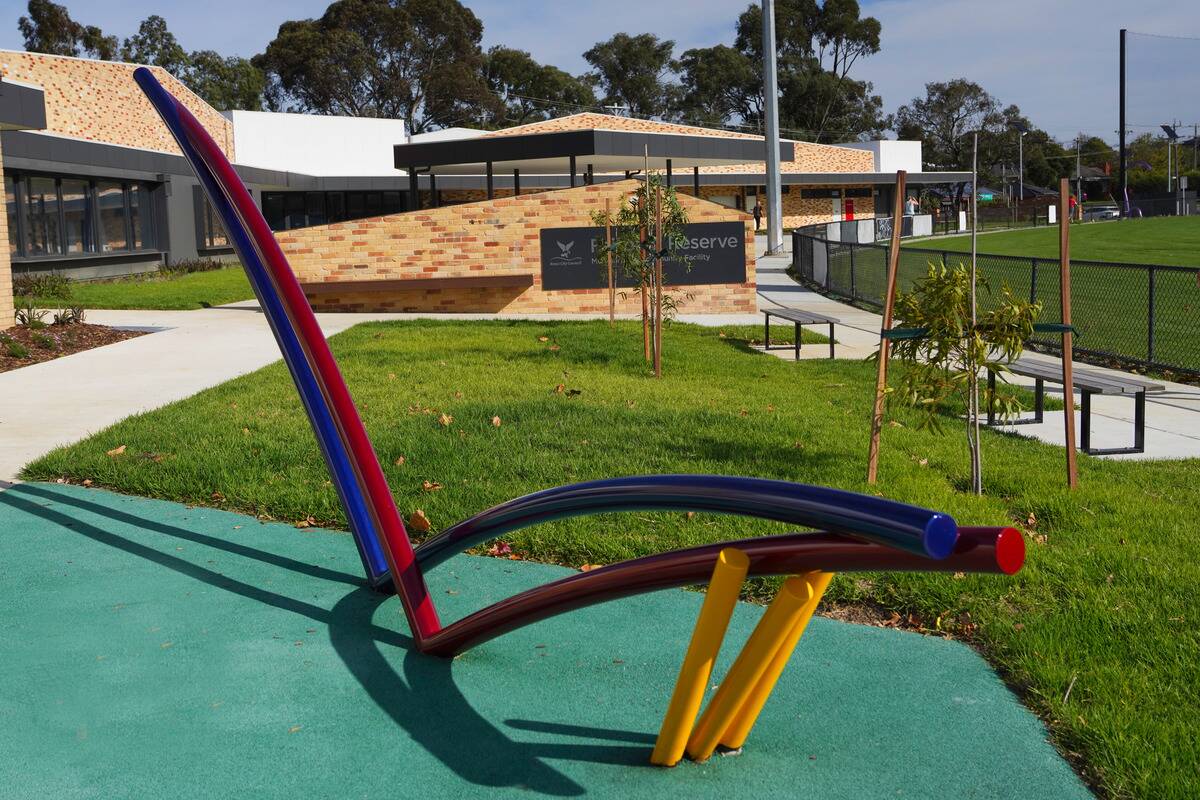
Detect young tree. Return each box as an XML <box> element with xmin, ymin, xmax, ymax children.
<box><xmin>593</xmin><ymin>175</ymin><xmax>690</xmax><ymax>374</ymax></box>
<box><xmin>483</xmin><ymin>47</ymin><xmax>595</xmax><ymax>127</ymax></box>
<box><xmin>18</xmin><ymin>0</ymin><xmax>116</xmax><ymax>60</ymax></box>
<box><xmin>583</xmin><ymin>33</ymin><xmax>677</xmax><ymax>118</ymax></box>
<box><xmin>254</xmin><ymin>0</ymin><xmax>496</xmax><ymax>131</ymax></box>
<box><xmin>894</xmin><ymin>79</ymin><xmax>1004</xmax><ymax>172</ymax></box>
<box><xmin>885</xmin><ymin>263</ymin><xmax>1039</xmax><ymax>493</ymax></box>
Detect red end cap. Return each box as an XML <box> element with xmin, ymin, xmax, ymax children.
<box><xmin>994</xmin><ymin>527</ymin><xmax>1026</xmax><ymax>575</ymax></box>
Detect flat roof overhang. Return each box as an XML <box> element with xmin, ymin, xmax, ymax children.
<box><xmin>394</xmin><ymin>128</ymin><xmax>794</xmax><ymax>175</ymax></box>
<box><xmin>696</xmin><ymin>170</ymin><xmax>974</xmax><ymax>185</ymax></box>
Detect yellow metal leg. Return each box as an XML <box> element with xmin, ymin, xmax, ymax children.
<box><xmin>650</xmin><ymin>548</ymin><xmax>750</xmax><ymax>767</ymax></box>
<box><xmin>685</xmin><ymin>576</ymin><xmax>813</xmax><ymax>763</ymax></box>
<box><xmin>719</xmin><ymin>571</ymin><xmax>834</xmax><ymax>750</ymax></box>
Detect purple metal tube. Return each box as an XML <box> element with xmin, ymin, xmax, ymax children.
<box><xmin>418</xmin><ymin>527</ymin><xmax>1022</xmax><ymax>656</ymax></box>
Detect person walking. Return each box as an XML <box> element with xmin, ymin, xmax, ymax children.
<box><xmin>752</xmin><ymin>199</ymin><xmax>763</xmax><ymax>231</ymax></box>
<box><xmin>905</xmin><ymin>195</ymin><xmax>919</xmax><ymax>215</ymax></box>
<box><xmin>1068</xmin><ymin>193</ymin><xmax>1078</xmax><ymax>222</ymax></box>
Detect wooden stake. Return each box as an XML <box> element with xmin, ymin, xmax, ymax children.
<box><xmin>1059</xmin><ymin>178</ymin><xmax>1080</xmax><ymax>488</ymax></box>
<box><xmin>654</xmin><ymin>183</ymin><xmax>664</xmax><ymax>377</ymax></box>
<box><xmin>866</xmin><ymin>170</ymin><xmax>907</xmax><ymax>484</ymax></box>
<box><xmin>605</xmin><ymin>198</ymin><xmax>614</xmax><ymax>325</ymax></box>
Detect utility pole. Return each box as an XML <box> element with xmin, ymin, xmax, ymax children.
<box><xmin>1076</xmin><ymin>136</ymin><xmax>1083</xmax><ymax>217</ymax></box>
<box><xmin>1119</xmin><ymin>29</ymin><xmax>1127</xmax><ymax>218</ymax></box>
<box><xmin>761</xmin><ymin>0</ymin><xmax>784</xmax><ymax>255</ymax></box>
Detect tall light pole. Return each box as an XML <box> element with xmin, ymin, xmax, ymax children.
<box><xmin>1014</xmin><ymin>122</ymin><xmax>1029</xmax><ymax>210</ymax></box>
<box><xmin>1162</xmin><ymin>123</ymin><xmax>1180</xmax><ymax>214</ymax></box>
<box><xmin>761</xmin><ymin>0</ymin><xmax>783</xmax><ymax>254</ymax></box>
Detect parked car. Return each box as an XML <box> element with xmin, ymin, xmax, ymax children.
<box><xmin>1082</xmin><ymin>205</ymin><xmax>1120</xmax><ymax>221</ymax></box>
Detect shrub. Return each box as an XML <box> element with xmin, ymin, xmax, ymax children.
<box><xmin>2</xmin><ymin>335</ymin><xmax>30</xmax><ymax>359</ymax></box>
<box><xmin>52</xmin><ymin>306</ymin><xmax>87</xmax><ymax>325</ymax></box>
<box><xmin>14</xmin><ymin>298</ymin><xmax>47</xmax><ymax>328</ymax></box>
<box><xmin>13</xmin><ymin>272</ymin><xmax>72</xmax><ymax>300</ymax></box>
<box><xmin>159</xmin><ymin>258</ymin><xmax>225</xmax><ymax>277</ymax></box>
<box><xmin>31</xmin><ymin>332</ymin><xmax>56</xmax><ymax>350</ymax></box>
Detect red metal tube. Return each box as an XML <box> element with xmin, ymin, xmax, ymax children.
<box><xmin>418</xmin><ymin>527</ymin><xmax>1023</xmax><ymax>656</ymax></box>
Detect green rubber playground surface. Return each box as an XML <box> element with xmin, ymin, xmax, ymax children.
<box><xmin>0</xmin><ymin>483</ymin><xmax>1090</xmax><ymax>799</ymax></box>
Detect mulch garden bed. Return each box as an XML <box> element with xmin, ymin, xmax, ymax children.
<box><xmin>0</xmin><ymin>323</ymin><xmax>147</xmax><ymax>374</ymax></box>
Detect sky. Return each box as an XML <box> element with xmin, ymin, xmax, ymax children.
<box><xmin>0</xmin><ymin>0</ymin><xmax>1196</xmax><ymax>144</ymax></box>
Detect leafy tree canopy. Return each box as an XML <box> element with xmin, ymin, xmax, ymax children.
<box><xmin>482</xmin><ymin>46</ymin><xmax>595</xmax><ymax>128</ymax></box>
<box><xmin>18</xmin><ymin>0</ymin><xmax>116</xmax><ymax>60</ymax></box>
<box><xmin>254</xmin><ymin>0</ymin><xmax>496</xmax><ymax>133</ymax></box>
<box><xmin>583</xmin><ymin>33</ymin><xmax>677</xmax><ymax>119</ymax></box>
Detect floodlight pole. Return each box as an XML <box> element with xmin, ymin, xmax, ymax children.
<box><xmin>1018</xmin><ymin>132</ymin><xmax>1024</xmax><ymax>209</ymax></box>
<box><xmin>1119</xmin><ymin>29</ymin><xmax>1127</xmax><ymax>219</ymax></box>
<box><xmin>761</xmin><ymin>0</ymin><xmax>784</xmax><ymax>254</ymax></box>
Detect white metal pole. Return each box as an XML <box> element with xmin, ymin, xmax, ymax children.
<box><xmin>761</xmin><ymin>0</ymin><xmax>784</xmax><ymax>254</ymax></box>
<box><xmin>970</xmin><ymin>132</ymin><xmax>981</xmax><ymax>494</ymax></box>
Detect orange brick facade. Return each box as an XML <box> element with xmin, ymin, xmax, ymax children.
<box><xmin>276</xmin><ymin>180</ymin><xmax>757</xmax><ymax>315</ymax></box>
<box><xmin>0</xmin><ymin>51</ymin><xmax>234</xmax><ymax>158</ymax></box>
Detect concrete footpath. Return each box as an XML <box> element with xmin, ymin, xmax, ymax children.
<box><xmin>0</xmin><ymin>481</ymin><xmax>1091</xmax><ymax>800</ymax></box>
<box><xmin>752</xmin><ymin>239</ymin><xmax>1200</xmax><ymax>461</ymax></box>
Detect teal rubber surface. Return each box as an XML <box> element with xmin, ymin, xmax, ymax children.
<box><xmin>0</xmin><ymin>483</ymin><xmax>1091</xmax><ymax>799</ymax></box>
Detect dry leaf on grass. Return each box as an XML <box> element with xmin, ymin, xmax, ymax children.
<box><xmin>407</xmin><ymin>509</ymin><xmax>432</xmax><ymax>533</ymax></box>
<box><xmin>487</xmin><ymin>541</ymin><xmax>512</xmax><ymax>556</ymax></box>
<box><xmin>537</xmin><ymin>336</ymin><xmax>549</xmax><ymax>342</ymax></box>
<box><xmin>421</xmin><ymin>480</ymin><xmax>442</xmax><ymax>492</ymax></box>
<box><xmin>491</xmin><ymin>415</ymin><xmax>502</xmax><ymax>427</ymax></box>
<box><xmin>394</xmin><ymin>456</ymin><xmax>406</xmax><ymax>466</ymax></box>
<box><xmin>294</xmin><ymin>515</ymin><xmax>317</xmax><ymax>529</ymax></box>
<box><xmin>553</xmin><ymin>384</ymin><xmax>565</xmax><ymax>394</ymax></box>
<box><xmin>438</xmin><ymin>413</ymin><xmax>453</xmax><ymax>427</ymax></box>
<box><xmin>579</xmin><ymin>563</ymin><xmax>604</xmax><ymax>572</ymax></box>
<box><xmin>106</xmin><ymin>444</ymin><xmax>127</xmax><ymax>457</ymax></box>
<box><xmin>548</xmin><ymin>344</ymin><xmax>560</xmax><ymax>352</ymax></box>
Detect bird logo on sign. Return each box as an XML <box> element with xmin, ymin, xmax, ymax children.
<box><xmin>556</xmin><ymin>240</ymin><xmax>575</xmax><ymax>258</ymax></box>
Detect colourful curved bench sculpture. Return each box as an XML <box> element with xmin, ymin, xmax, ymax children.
<box><xmin>133</xmin><ymin>69</ymin><xmax>1023</xmax><ymax>664</ymax></box>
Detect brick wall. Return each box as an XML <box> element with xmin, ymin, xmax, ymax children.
<box><xmin>0</xmin><ymin>51</ymin><xmax>234</xmax><ymax>158</ymax></box>
<box><xmin>0</xmin><ymin>135</ymin><xmax>10</xmax><ymax>329</ymax></box>
<box><xmin>276</xmin><ymin>180</ymin><xmax>757</xmax><ymax>315</ymax></box>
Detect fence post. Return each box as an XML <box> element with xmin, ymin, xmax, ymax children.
<box><xmin>942</xmin><ymin>251</ymin><xmax>950</xmax><ymax>269</ymax></box>
<box><xmin>1147</xmin><ymin>266</ymin><xmax>1156</xmax><ymax>366</ymax></box>
<box><xmin>1030</xmin><ymin>258</ymin><xmax>1038</xmax><ymax>304</ymax></box>
<box><xmin>849</xmin><ymin>241</ymin><xmax>857</xmax><ymax>299</ymax></box>
<box><xmin>825</xmin><ymin>240</ymin><xmax>832</xmax><ymax>290</ymax></box>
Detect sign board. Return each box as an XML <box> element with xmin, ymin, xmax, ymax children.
<box><xmin>539</xmin><ymin>222</ymin><xmax>747</xmax><ymax>290</ymax></box>
<box><xmin>979</xmin><ymin>193</ymin><xmax>994</xmax><ymax>202</ymax></box>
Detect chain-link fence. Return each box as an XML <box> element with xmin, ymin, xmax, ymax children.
<box><xmin>793</xmin><ymin>227</ymin><xmax>1200</xmax><ymax>377</ymax></box>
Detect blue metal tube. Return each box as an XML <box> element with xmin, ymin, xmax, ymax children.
<box><xmin>134</xmin><ymin>70</ymin><xmax>390</xmax><ymax>580</ymax></box>
<box><xmin>415</xmin><ymin>475</ymin><xmax>957</xmax><ymax>570</ymax></box>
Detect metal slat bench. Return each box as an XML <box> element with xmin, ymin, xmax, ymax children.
<box><xmin>762</xmin><ymin>308</ymin><xmax>838</xmax><ymax>360</ymax></box>
<box><xmin>987</xmin><ymin>357</ymin><xmax>1165</xmax><ymax>455</ymax></box>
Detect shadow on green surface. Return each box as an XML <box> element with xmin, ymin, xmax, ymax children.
<box><xmin>0</xmin><ymin>483</ymin><xmax>653</xmax><ymax>797</ymax></box>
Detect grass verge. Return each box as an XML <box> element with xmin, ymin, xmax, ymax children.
<box><xmin>29</xmin><ymin>266</ymin><xmax>254</xmax><ymax>310</ymax></box>
<box><xmin>23</xmin><ymin>319</ymin><xmax>1199</xmax><ymax>799</ymax></box>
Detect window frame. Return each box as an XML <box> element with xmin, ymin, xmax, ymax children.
<box><xmin>4</xmin><ymin>170</ymin><xmax>157</xmax><ymax>261</ymax></box>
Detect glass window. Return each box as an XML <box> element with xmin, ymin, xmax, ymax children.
<box><xmin>4</xmin><ymin>176</ymin><xmax>19</xmax><ymax>258</ymax></box>
<box><xmin>201</xmin><ymin>200</ymin><xmax>229</xmax><ymax>248</ymax></box>
<box><xmin>263</xmin><ymin>193</ymin><xmax>285</xmax><ymax>231</ymax></box>
<box><xmin>129</xmin><ymin>183</ymin><xmax>153</xmax><ymax>249</ymax></box>
<box><xmin>25</xmin><ymin>176</ymin><xmax>61</xmax><ymax>256</ymax></box>
<box><xmin>382</xmin><ymin>191</ymin><xmax>401</xmax><ymax>214</ymax></box>
<box><xmin>327</xmin><ymin>192</ymin><xmax>345</xmax><ymax>223</ymax></box>
<box><xmin>305</xmin><ymin>192</ymin><xmax>326</xmax><ymax>227</ymax></box>
<box><xmin>346</xmin><ymin>192</ymin><xmax>365</xmax><ymax>219</ymax></box>
<box><xmin>61</xmin><ymin>179</ymin><xmax>92</xmax><ymax>254</ymax></box>
<box><xmin>97</xmin><ymin>181</ymin><xmax>128</xmax><ymax>252</ymax></box>
<box><xmin>364</xmin><ymin>192</ymin><xmax>382</xmax><ymax>217</ymax></box>
<box><xmin>284</xmin><ymin>193</ymin><xmax>306</xmax><ymax>230</ymax></box>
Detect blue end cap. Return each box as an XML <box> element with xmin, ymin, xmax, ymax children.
<box><xmin>922</xmin><ymin>513</ymin><xmax>959</xmax><ymax>559</ymax></box>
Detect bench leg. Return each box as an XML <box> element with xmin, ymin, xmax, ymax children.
<box><xmin>1080</xmin><ymin>391</ymin><xmax>1091</xmax><ymax>453</ymax></box>
<box><xmin>1134</xmin><ymin>391</ymin><xmax>1146</xmax><ymax>452</ymax></box>
<box><xmin>1034</xmin><ymin>378</ymin><xmax>1044</xmax><ymax>424</ymax></box>
<box><xmin>794</xmin><ymin>321</ymin><xmax>800</xmax><ymax>361</ymax></box>
<box><xmin>764</xmin><ymin>313</ymin><xmax>771</xmax><ymax>351</ymax></box>
<box><xmin>828</xmin><ymin>322</ymin><xmax>835</xmax><ymax>359</ymax></box>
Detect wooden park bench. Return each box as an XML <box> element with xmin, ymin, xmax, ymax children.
<box><xmin>987</xmin><ymin>356</ymin><xmax>1165</xmax><ymax>456</ymax></box>
<box><xmin>761</xmin><ymin>307</ymin><xmax>839</xmax><ymax>360</ymax></box>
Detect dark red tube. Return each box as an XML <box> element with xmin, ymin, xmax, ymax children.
<box><xmin>418</xmin><ymin>527</ymin><xmax>1023</xmax><ymax>656</ymax></box>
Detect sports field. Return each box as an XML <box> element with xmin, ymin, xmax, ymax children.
<box><xmin>925</xmin><ymin>217</ymin><xmax>1200</xmax><ymax>267</ymax></box>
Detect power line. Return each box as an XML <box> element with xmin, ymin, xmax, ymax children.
<box><xmin>1125</xmin><ymin>30</ymin><xmax>1200</xmax><ymax>42</ymax></box>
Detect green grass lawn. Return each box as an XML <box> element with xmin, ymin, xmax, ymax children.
<box><xmin>924</xmin><ymin>216</ymin><xmax>1200</xmax><ymax>267</ymax></box>
<box><xmin>31</xmin><ymin>266</ymin><xmax>254</xmax><ymax>310</ymax></box>
<box><xmin>23</xmin><ymin>320</ymin><xmax>1200</xmax><ymax>800</ymax></box>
